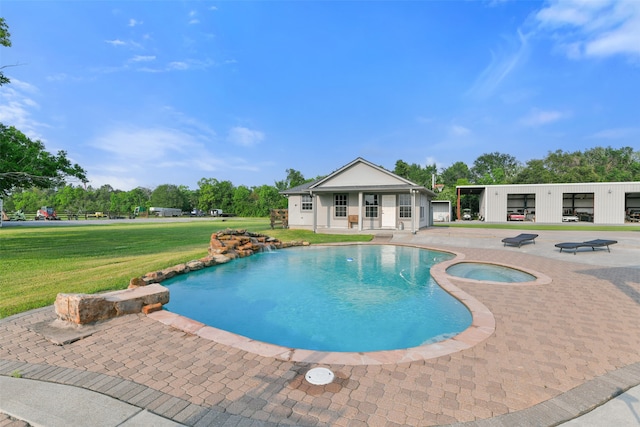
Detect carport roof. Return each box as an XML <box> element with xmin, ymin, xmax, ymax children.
<box><xmin>456</xmin><ymin>186</ymin><xmax>486</xmax><ymax>195</ymax></box>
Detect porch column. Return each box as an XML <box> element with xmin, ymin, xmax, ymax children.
<box><xmin>358</xmin><ymin>192</ymin><xmax>363</xmax><ymax>231</ymax></box>
<box><xmin>311</xmin><ymin>191</ymin><xmax>317</xmax><ymax>233</ymax></box>
<box><xmin>411</xmin><ymin>190</ymin><xmax>416</xmax><ymax>233</ymax></box>
<box><xmin>457</xmin><ymin>187</ymin><xmax>461</xmax><ymax>221</ymax></box>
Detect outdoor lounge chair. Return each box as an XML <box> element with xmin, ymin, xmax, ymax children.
<box><xmin>501</xmin><ymin>233</ymin><xmax>539</xmax><ymax>248</ymax></box>
<box><xmin>554</xmin><ymin>239</ymin><xmax>618</xmax><ymax>254</ymax></box>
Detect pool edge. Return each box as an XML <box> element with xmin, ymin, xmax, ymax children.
<box><xmin>148</xmin><ymin>243</ymin><xmax>498</xmax><ymax>366</ymax></box>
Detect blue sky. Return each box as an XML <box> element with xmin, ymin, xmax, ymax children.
<box><xmin>2</xmin><ymin>1</ymin><xmax>639</xmax><ymax>191</ymax></box>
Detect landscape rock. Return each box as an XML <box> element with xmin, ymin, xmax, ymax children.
<box><xmin>55</xmin><ymin>284</ymin><xmax>169</xmax><ymax>324</ymax></box>
<box><xmin>55</xmin><ymin>229</ymin><xmax>308</xmax><ymax>325</ymax></box>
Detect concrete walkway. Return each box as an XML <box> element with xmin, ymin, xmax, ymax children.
<box><xmin>0</xmin><ymin>376</ymin><xmax>640</xmax><ymax>427</ymax></box>
<box><xmin>0</xmin><ymin>376</ymin><xmax>183</xmax><ymax>426</ymax></box>
<box><xmin>1</xmin><ymin>226</ymin><xmax>639</xmax><ymax>426</ymax></box>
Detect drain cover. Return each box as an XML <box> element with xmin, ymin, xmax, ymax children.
<box><xmin>305</xmin><ymin>367</ymin><xmax>334</xmax><ymax>385</ymax></box>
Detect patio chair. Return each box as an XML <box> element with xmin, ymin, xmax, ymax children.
<box><xmin>554</xmin><ymin>239</ymin><xmax>618</xmax><ymax>255</ymax></box>
<box><xmin>501</xmin><ymin>233</ymin><xmax>539</xmax><ymax>248</ymax></box>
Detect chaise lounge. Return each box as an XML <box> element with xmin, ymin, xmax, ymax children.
<box><xmin>501</xmin><ymin>233</ymin><xmax>539</xmax><ymax>248</ymax></box>
<box><xmin>554</xmin><ymin>239</ymin><xmax>618</xmax><ymax>254</ymax></box>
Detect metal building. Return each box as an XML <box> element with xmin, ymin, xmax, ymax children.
<box><xmin>432</xmin><ymin>200</ymin><xmax>452</xmax><ymax>223</ymax></box>
<box><xmin>456</xmin><ymin>182</ymin><xmax>640</xmax><ymax>225</ymax></box>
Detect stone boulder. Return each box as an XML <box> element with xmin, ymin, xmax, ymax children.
<box><xmin>55</xmin><ymin>284</ymin><xmax>169</xmax><ymax>325</ymax></box>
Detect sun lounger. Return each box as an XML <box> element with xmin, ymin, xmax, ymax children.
<box><xmin>554</xmin><ymin>239</ymin><xmax>618</xmax><ymax>254</ymax></box>
<box><xmin>501</xmin><ymin>233</ymin><xmax>538</xmax><ymax>248</ymax></box>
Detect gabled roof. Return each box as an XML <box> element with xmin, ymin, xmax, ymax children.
<box><xmin>283</xmin><ymin>180</ymin><xmax>317</xmax><ymax>195</ymax></box>
<box><xmin>281</xmin><ymin>157</ymin><xmax>435</xmax><ymax>196</ymax></box>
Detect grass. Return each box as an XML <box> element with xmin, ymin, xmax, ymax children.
<box><xmin>0</xmin><ymin>218</ymin><xmax>373</xmax><ymax>318</ymax></box>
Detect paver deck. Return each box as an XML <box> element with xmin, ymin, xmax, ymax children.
<box><xmin>1</xmin><ymin>227</ymin><xmax>639</xmax><ymax>426</ymax></box>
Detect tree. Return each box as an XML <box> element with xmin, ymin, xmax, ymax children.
<box><xmin>197</xmin><ymin>178</ymin><xmax>235</xmax><ymax>213</ymax></box>
<box><xmin>254</xmin><ymin>184</ymin><xmax>287</xmax><ymax>215</ymax></box>
<box><xmin>513</xmin><ymin>159</ymin><xmax>555</xmax><ymax>184</ymax></box>
<box><xmin>471</xmin><ymin>152</ymin><xmax>521</xmax><ymax>184</ymax></box>
<box><xmin>150</xmin><ymin>184</ymin><xmax>186</xmax><ymax>209</ymax></box>
<box><xmin>393</xmin><ymin>160</ymin><xmax>410</xmax><ymax>179</ymax></box>
<box><xmin>54</xmin><ymin>184</ymin><xmax>87</xmax><ymax>216</ymax></box>
<box><xmin>179</xmin><ymin>185</ymin><xmax>198</xmax><ymax>211</ymax></box>
<box><xmin>439</xmin><ymin>161</ymin><xmax>471</xmax><ymax>187</ymax></box>
<box><xmin>232</xmin><ymin>185</ymin><xmax>254</xmax><ymax>217</ymax></box>
<box><xmin>0</xmin><ymin>125</ymin><xmax>87</xmax><ymax>197</ymax></box>
<box><xmin>393</xmin><ymin>160</ymin><xmax>437</xmax><ymax>187</ymax></box>
<box><xmin>7</xmin><ymin>188</ymin><xmax>49</xmax><ymax>212</ymax></box>
<box><xmin>1</xmin><ymin>17</ymin><xmax>11</xmax><ymax>86</ymax></box>
<box><xmin>275</xmin><ymin>169</ymin><xmax>309</xmax><ymax>191</ymax></box>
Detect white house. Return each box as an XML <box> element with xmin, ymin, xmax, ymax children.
<box><xmin>281</xmin><ymin>158</ymin><xmax>436</xmax><ymax>233</ymax></box>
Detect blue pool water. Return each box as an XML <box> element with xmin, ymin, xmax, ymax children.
<box><xmin>446</xmin><ymin>262</ymin><xmax>536</xmax><ymax>283</ymax></box>
<box><xmin>164</xmin><ymin>245</ymin><xmax>472</xmax><ymax>352</ymax></box>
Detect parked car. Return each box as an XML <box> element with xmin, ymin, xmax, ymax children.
<box><xmin>35</xmin><ymin>206</ymin><xmax>59</xmax><ymax>220</ymax></box>
<box><xmin>507</xmin><ymin>211</ymin><xmax>525</xmax><ymax>221</ymax></box>
<box><xmin>562</xmin><ymin>215</ymin><xmax>579</xmax><ymax>222</ymax></box>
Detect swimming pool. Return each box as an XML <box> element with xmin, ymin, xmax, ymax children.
<box><xmin>446</xmin><ymin>262</ymin><xmax>536</xmax><ymax>283</ymax></box>
<box><xmin>164</xmin><ymin>245</ymin><xmax>472</xmax><ymax>352</ymax></box>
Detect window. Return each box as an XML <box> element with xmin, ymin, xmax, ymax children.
<box><xmin>301</xmin><ymin>194</ymin><xmax>313</xmax><ymax>211</ymax></box>
<box><xmin>335</xmin><ymin>194</ymin><xmax>347</xmax><ymax>217</ymax></box>
<box><xmin>364</xmin><ymin>194</ymin><xmax>378</xmax><ymax>218</ymax></box>
<box><xmin>399</xmin><ymin>194</ymin><xmax>412</xmax><ymax>218</ymax></box>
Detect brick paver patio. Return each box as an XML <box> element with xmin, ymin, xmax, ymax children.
<box><xmin>1</xmin><ymin>228</ymin><xmax>639</xmax><ymax>426</ymax></box>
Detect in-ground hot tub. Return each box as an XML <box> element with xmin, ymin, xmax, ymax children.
<box><xmin>446</xmin><ymin>262</ymin><xmax>536</xmax><ymax>283</ymax></box>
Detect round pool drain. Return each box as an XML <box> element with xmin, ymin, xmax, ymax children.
<box><xmin>305</xmin><ymin>367</ymin><xmax>334</xmax><ymax>385</ymax></box>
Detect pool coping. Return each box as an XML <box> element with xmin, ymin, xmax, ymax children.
<box><xmin>147</xmin><ymin>242</ymin><xmax>540</xmax><ymax>366</ymax></box>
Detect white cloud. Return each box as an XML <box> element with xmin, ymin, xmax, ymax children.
<box><xmin>518</xmin><ymin>108</ymin><xmax>568</xmax><ymax>126</ymax></box>
<box><xmin>535</xmin><ymin>0</ymin><xmax>640</xmax><ymax>59</ymax></box>
<box><xmin>104</xmin><ymin>39</ymin><xmax>143</xmax><ymax>50</ymax></box>
<box><xmin>85</xmin><ymin>125</ymin><xmax>228</xmax><ymax>190</ymax></box>
<box><xmin>168</xmin><ymin>61</ymin><xmax>189</xmax><ymax>70</ymax></box>
<box><xmin>88</xmin><ymin>127</ymin><xmax>197</xmax><ymax>160</ymax></box>
<box><xmin>450</xmin><ymin>125</ymin><xmax>471</xmax><ymax>137</ymax></box>
<box><xmin>134</xmin><ymin>58</ymin><xmax>214</xmax><ymax>73</ymax></box>
<box><xmin>416</xmin><ymin>116</ymin><xmax>434</xmax><ymax>124</ymax></box>
<box><xmin>129</xmin><ymin>55</ymin><xmax>156</xmax><ymax>63</ymax></box>
<box><xmin>128</xmin><ymin>18</ymin><xmax>142</xmax><ymax>27</ymax></box>
<box><xmin>227</xmin><ymin>127</ymin><xmax>265</xmax><ymax>147</ymax></box>
<box><xmin>468</xmin><ymin>29</ymin><xmax>530</xmax><ymax>97</ymax></box>
<box><xmin>588</xmin><ymin>127</ymin><xmax>637</xmax><ymax>139</ymax></box>
<box><xmin>105</xmin><ymin>39</ymin><xmax>126</xmax><ymax>47</ymax></box>
<box><xmin>0</xmin><ymin>79</ymin><xmax>46</xmax><ymax>141</ymax></box>
<box><xmin>46</xmin><ymin>73</ymin><xmax>69</xmax><ymax>82</ymax></box>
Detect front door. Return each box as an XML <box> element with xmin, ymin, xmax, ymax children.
<box><xmin>381</xmin><ymin>195</ymin><xmax>396</xmax><ymax>228</ymax></box>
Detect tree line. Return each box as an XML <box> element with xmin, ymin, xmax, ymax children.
<box><xmin>2</xmin><ymin>146</ymin><xmax>638</xmax><ymax>218</ymax></box>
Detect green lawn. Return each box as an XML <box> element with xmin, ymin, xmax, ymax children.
<box><xmin>0</xmin><ymin>218</ymin><xmax>373</xmax><ymax>318</ymax></box>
